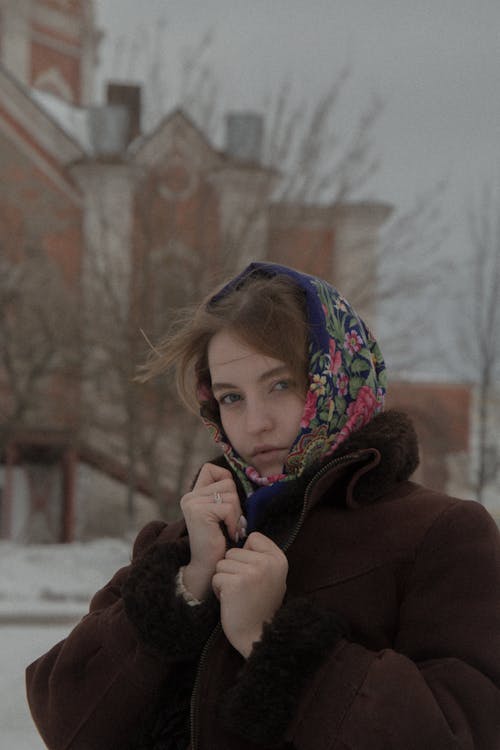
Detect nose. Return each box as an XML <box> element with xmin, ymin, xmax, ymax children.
<box><xmin>245</xmin><ymin>397</ymin><xmax>274</xmax><ymax>435</ymax></box>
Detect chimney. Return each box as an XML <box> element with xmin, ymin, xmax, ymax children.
<box><xmin>88</xmin><ymin>104</ymin><xmax>130</xmax><ymax>156</ymax></box>
<box><xmin>225</xmin><ymin>112</ymin><xmax>263</xmax><ymax>163</ymax></box>
<box><xmin>106</xmin><ymin>83</ymin><xmax>142</xmax><ymax>144</ymax></box>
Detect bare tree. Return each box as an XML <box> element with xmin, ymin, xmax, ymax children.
<box><xmin>83</xmin><ymin>30</ymin><xmax>388</xmax><ymax>521</ymax></box>
<box><xmin>0</xmin><ymin>206</ymin><xmax>79</xmax><ymax>452</ymax></box>
<box><xmin>79</xmin><ymin>197</ymin><xmax>212</xmax><ymax>523</ymax></box>
<box><xmin>0</xmin><ymin>23</ymin><xmax>446</xmax><ymax>531</ymax></box>
<box><xmin>447</xmin><ymin>183</ymin><xmax>500</xmax><ymax>503</ymax></box>
<box><xmin>78</xmin><ymin>28</ymin><xmax>454</xmax><ymax>522</ymax></box>
<box><xmin>109</xmin><ymin>27</ymin><xmax>383</xmax><ymax>271</ymax></box>
<box><xmin>373</xmin><ymin>180</ymin><xmax>449</xmax><ymax>373</ymax></box>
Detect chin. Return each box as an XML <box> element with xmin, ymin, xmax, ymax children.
<box><xmin>256</xmin><ymin>464</ymin><xmax>284</xmax><ymax>478</ymax></box>
<box><xmin>247</xmin><ymin>451</ymin><xmax>287</xmax><ymax>478</ymax></box>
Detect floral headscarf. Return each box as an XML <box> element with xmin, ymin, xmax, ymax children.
<box><xmin>198</xmin><ymin>262</ymin><xmax>387</xmax><ymax>527</ymax></box>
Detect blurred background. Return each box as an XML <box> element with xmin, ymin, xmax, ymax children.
<box><xmin>0</xmin><ymin>1</ymin><xmax>499</xmax><ymax>745</ymax></box>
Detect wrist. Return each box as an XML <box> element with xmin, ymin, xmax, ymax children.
<box><xmin>183</xmin><ymin>561</ymin><xmax>212</xmax><ymax>600</ymax></box>
<box><xmin>176</xmin><ymin>567</ymin><xmax>203</xmax><ymax>606</ymax></box>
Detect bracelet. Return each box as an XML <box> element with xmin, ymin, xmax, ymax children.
<box><xmin>175</xmin><ymin>566</ymin><xmax>203</xmax><ymax>607</ymax></box>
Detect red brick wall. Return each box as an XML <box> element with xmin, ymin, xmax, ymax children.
<box><xmin>132</xmin><ymin>167</ymin><xmax>223</xmax><ymax>322</ymax></box>
<box><xmin>36</xmin><ymin>0</ymin><xmax>85</xmax><ymax>16</ymax></box>
<box><xmin>0</xmin><ymin>131</ymin><xmax>83</xmax><ymax>430</ymax></box>
<box><xmin>386</xmin><ymin>381</ymin><xmax>470</xmax><ymax>491</ymax></box>
<box><xmin>30</xmin><ymin>35</ymin><xmax>81</xmax><ymax>103</ymax></box>
<box><xmin>268</xmin><ymin>224</ymin><xmax>334</xmax><ymax>279</ymax></box>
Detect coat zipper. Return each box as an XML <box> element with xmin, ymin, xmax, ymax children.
<box><xmin>190</xmin><ymin>622</ymin><xmax>221</xmax><ymax>749</ymax></box>
<box><xmin>189</xmin><ymin>450</ymin><xmax>363</xmax><ymax>748</ymax></box>
<box><xmin>283</xmin><ymin>452</ymin><xmax>362</xmax><ymax>553</ymax></box>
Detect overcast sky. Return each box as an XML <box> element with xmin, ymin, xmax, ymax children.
<box><xmin>93</xmin><ymin>1</ymin><xmax>500</xmax><ymax>207</ymax></box>
<box><xmin>92</xmin><ymin>1</ymin><xmax>500</xmax><ymax>377</ymax></box>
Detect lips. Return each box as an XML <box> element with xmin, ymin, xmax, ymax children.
<box><xmin>250</xmin><ymin>446</ymin><xmax>289</xmax><ymax>476</ymax></box>
<box><xmin>252</xmin><ymin>446</ymin><xmax>287</xmax><ymax>458</ymax></box>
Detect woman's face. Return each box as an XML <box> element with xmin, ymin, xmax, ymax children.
<box><xmin>208</xmin><ymin>330</ymin><xmax>306</xmax><ymax>477</ymax></box>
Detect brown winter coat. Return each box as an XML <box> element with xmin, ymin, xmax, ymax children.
<box><xmin>26</xmin><ymin>412</ymin><xmax>500</xmax><ymax>749</ymax></box>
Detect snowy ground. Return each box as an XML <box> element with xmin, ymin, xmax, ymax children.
<box><xmin>0</xmin><ymin>539</ymin><xmax>131</xmax><ymax>749</ymax></box>
<box><xmin>3</xmin><ymin>624</ymin><xmax>72</xmax><ymax>750</ymax></box>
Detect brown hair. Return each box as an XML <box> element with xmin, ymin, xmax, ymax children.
<box><xmin>138</xmin><ymin>271</ymin><xmax>310</xmax><ymax>413</ymax></box>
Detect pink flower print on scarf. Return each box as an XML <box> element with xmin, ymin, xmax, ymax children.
<box><xmin>329</xmin><ymin>339</ymin><xmax>342</xmax><ymax>375</ymax></box>
<box><xmin>199</xmin><ymin>262</ymin><xmax>387</xmax><ymax>499</ymax></box>
<box><xmin>344</xmin><ymin>329</ymin><xmax>364</xmax><ymax>355</ymax></box>
<box><xmin>338</xmin><ymin>386</ymin><xmax>379</xmax><ymax>443</ymax></box>
<box><xmin>300</xmin><ymin>389</ymin><xmax>319</xmax><ymax>429</ymax></box>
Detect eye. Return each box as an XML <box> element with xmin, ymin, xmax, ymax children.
<box><xmin>219</xmin><ymin>392</ymin><xmax>241</xmax><ymax>406</ymax></box>
<box><xmin>273</xmin><ymin>380</ymin><xmax>291</xmax><ymax>392</ymax></box>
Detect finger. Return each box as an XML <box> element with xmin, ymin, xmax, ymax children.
<box><xmin>244</xmin><ymin>532</ymin><xmax>285</xmax><ymax>559</ymax></box>
<box><xmin>238</xmin><ymin>514</ymin><xmax>248</xmax><ymax>539</ymax></box>
<box><xmin>197</xmin><ymin>477</ymin><xmax>239</xmax><ymax>499</ymax></box>
<box><xmin>215</xmin><ymin>558</ymin><xmax>247</xmax><ymax>575</ymax></box>
<box><xmin>224</xmin><ymin>547</ymin><xmax>261</xmax><ymax>564</ymax></box>
<box><xmin>186</xmin><ymin>495</ymin><xmax>243</xmax><ymax>541</ymax></box>
<box><xmin>245</xmin><ymin>531</ymin><xmax>281</xmax><ymax>554</ymax></box>
<box><xmin>212</xmin><ymin>575</ymin><xmax>221</xmax><ymax>600</ymax></box>
<box><xmin>187</xmin><ymin>488</ymin><xmax>240</xmax><ymax>506</ymax></box>
<box><xmin>193</xmin><ymin>463</ymin><xmax>233</xmax><ymax>490</ymax></box>
<box><xmin>190</xmin><ymin>482</ymin><xmax>244</xmax><ymax>541</ymax></box>
<box><xmin>212</xmin><ymin>572</ymin><xmax>227</xmax><ymax>600</ymax></box>
<box><xmin>182</xmin><ymin>485</ymin><xmax>240</xmax><ymax>515</ymax></box>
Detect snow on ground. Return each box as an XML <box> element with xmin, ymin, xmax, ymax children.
<box><xmin>0</xmin><ymin>539</ymin><xmax>131</xmax><ymax>748</ymax></box>
<box><xmin>0</xmin><ymin>538</ymin><xmax>131</xmax><ymax>620</ymax></box>
<box><xmin>2</xmin><ymin>624</ymin><xmax>71</xmax><ymax>750</ymax></box>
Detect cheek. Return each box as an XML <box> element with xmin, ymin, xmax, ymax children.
<box><xmin>286</xmin><ymin>396</ymin><xmax>306</xmax><ymax>435</ymax></box>
<box><xmin>219</xmin><ymin>411</ymin><xmax>240</xmax><ymax>445</ymax></box>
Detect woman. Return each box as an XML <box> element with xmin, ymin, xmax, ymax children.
<box><xmin>27</xmin><ymin>262</ymin><xmax>500</xmax><ymax>750</ymax></box>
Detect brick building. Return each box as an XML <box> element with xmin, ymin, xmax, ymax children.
<box><xmin>0</xmin><ymin>0</ymin><xmax>480</xmax><ymax>542</ymax></box>
<box><xmin>0</xmin><ymin>0</ymin><xmax>98</xmax><ymax>105</ymax></box>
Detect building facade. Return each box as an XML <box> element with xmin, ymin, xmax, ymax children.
<box><xmin>0</xmin><ymin>1</ymin><xmax>486</xmax><ymax>542</ymax></box>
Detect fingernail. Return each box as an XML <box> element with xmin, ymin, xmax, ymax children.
<box><xmin>239</xmin><ymin>516</ymin><xmax>247</xmax><ymax>538</ymax></box>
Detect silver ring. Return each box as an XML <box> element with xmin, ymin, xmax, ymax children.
<box><xmin>214</xmin><ymin>491</ymin><xmax>223</xmax><ymax>504</ymax></box>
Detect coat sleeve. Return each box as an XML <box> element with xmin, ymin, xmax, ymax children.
<box><xmin>220</xmin><ymin>500</ymin><xmax>500</xmax><ymax>750</ymax></box>
<box><xmin>25</xmin><ymin>520</ymin><xmax>218</xmax><ymax>750</ymax></box>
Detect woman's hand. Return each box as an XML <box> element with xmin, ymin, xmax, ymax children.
<box><xmin>212</xmin><ymin>532</ymin><xmax>288</xmax><ymax>658</ymax></box>
<box><xmin>181</xmin><ymin>463</ymin><xmax>245</xmax><ymax>600</ymax></box>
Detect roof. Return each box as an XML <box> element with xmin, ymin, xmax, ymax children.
<box><xmin>0</xmin><ymin>63</ymin><xmax>85</xmax><ymax>199</ymax></box>
<box><xmin>30</xmin><ymin>88</ymin><xmax>93</xmax><ymax>152</ymax></box>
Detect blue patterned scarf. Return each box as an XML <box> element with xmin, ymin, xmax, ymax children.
<box><xmin>198</xmin><ymin>262</ymin><xmax>387</xmax><ymax>531</ymax></box>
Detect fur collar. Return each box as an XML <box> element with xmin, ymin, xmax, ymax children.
<box><xmin>212</xmin><ymin>410</ymin><xmax>418</xmax><ymax>504</ymax></box>
<box><xmin>330</xmin><ymin>409</ymin><xmax>419</xmax><ymax>506</ymax></box>
<box><xmin>210</xmin><ymin>410</ymin><xmax>419</xmax><ymax>544</ymax></box>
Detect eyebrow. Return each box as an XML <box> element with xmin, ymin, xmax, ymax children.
<box><xmin>211</xmin><ymin>365</ymin><xmax>290</xmax><ymax>393</ymax></box>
